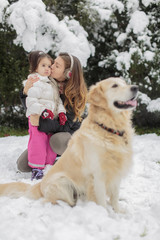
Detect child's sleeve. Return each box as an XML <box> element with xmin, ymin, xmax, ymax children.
<box><xmin>26</xmin><ymin>85</ymin><xmax>45</xmax><ymax>115</ymax></box>
<box><xmin>26</xmin><ymin>97</ymin><xmax>46</xmax><ymax>115</ymax></box>
<box><xmin>57</xmin><ymin>97</ymin><xmax>66</xmax><ymax>114</ymax></box>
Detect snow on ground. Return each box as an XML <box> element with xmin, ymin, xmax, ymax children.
<box><xmin>0</xmin><ymin>134</ymin><xmax>160</xmax><ymax>240</ymax></box>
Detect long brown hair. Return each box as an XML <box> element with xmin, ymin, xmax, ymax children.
<box><xmin>59</xmin><ymin>52</ymin><xmax>88</xmax><ymax>121</ymax></box>
<box><xmin>28</xmin><ymin>51</ymin><xmax>53</xmax><ymax>73</ymax></box>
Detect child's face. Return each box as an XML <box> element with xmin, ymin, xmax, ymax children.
<box><xmin>36</xmin><ymin>57</ymin><xmax>52</xmax><ymax>77</ymax></box>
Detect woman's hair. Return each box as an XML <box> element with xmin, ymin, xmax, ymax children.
<box><xmin>59</xmin><ymin>52</ymin><xmax>88</xmax><ymax>121</ymax></box>
<box><xmin>28</xmin><ymin>51</ymin><xmax>53</xmax><ymax>73</ymax></box>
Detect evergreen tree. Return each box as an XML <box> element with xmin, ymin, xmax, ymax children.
<box><xmin>0</xmin><ymin>20</ymin><xmax>28</xmax><ymax>128</ymax></box>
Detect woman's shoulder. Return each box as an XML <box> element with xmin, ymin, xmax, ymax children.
<box><xmin>49</xmin><ymin>77</ymin><xmax>58</xmax><ymax>86</ymax></box>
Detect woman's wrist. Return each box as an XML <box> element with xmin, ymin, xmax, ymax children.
<box><xmin>23</xmin><ymin>87</ymin><xmax>27</xmax><ymax>95</ymax></box>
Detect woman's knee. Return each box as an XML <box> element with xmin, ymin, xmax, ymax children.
<box><xmin>17</xmin><ymin>149</ymin><xmax>32</xmax><ymax>172</ymax></box>
<box><xmin>49</xmin><ymin>132</ymin><xmax>71</xmax><ymax>155</ymax></box>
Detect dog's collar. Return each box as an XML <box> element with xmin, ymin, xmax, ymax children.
<box><xmin>95</xmin><ymin>122</ymin><xmax>125</xmax><ymax>137</ymax></box>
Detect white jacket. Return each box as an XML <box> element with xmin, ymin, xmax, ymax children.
<box><xmin>24</xmin><ymin>73</ymin><xmax>66</xmax><ymax>118</ymax></box>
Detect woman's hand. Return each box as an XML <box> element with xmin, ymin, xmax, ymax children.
<box><xmin>30</xmin><ymin>114</ymin><xmax>40</xmax><ymax>126</ymax></box>
<box><xmin>23</xmin><ymin>76</ymin><xmax>39</xmax><ymax>95</ymax></box>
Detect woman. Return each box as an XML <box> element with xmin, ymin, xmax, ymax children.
<box><xmin>17</xmin><ymin>52</ymin><xmax>88</xmax><ymax>173</ymax></box>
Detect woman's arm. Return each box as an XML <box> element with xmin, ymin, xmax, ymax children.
<box><xmin>38</xmin><ymin>118</ymin><xmax>72</xmax><ymax>133</ymax></box>
<box><xmin>38</xmin><ymin>110</ymin><xmax>81</xmax><ymax>134</ymax></box>
<box><xmin>19</xmin><ymin>89</ymin><xmax>27</xmax><ymax>110</ymax></box>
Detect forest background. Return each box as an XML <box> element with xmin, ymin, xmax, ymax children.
<box><xmin>0</xmin><ymin>0</ymin><xmax>160</xmax><ymax>135</ymax></box>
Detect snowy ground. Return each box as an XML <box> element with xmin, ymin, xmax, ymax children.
<box><xmin>0</xmin><ymin>134</ymin><xmax>160</xmax><ymax>240</ymax></box>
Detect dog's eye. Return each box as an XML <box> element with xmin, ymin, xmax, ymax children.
<box><xmin>112</xmin><ymin>84</ymin><xmax>118</xmax><ymax>88</ymax></box>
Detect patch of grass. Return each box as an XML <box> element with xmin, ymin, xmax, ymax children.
<box><xmin>135</xmin><ymin>126</ymin><xmax>160</xmax><ymax>136</ymax></box>
<box><xmin>113</xmin><ymin>237</ymin><xmax>120</xmax><ymax>240</ymax></box>
<box><xmin>1</xmin><ymin>125</ymin><xmax>160</xmax><ymax>137</ymax></box>
<box><xmin>140</xmin><ymin>227</ymin><xmax>147</xmax><ymax>237</ymax></box>
<box><xmin>0</xmin><ymin>126</ymin><xmax>28</xmax><ymax>137</ymax></box>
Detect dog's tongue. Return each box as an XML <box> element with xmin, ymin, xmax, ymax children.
<box><xmin>126</xmin><ymin>99</ymin><xmax>137</xmax><ymax>107</ymax></box>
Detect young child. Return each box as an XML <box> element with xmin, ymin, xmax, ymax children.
<box><xmin>24</xmin><ymin>51</ymin><xmax>67</xmax><ymax>180</ymax></box>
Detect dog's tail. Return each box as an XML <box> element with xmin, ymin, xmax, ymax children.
<box><xmin>0</xmin><ymin>182</ymin><xmax>43</xmax><ymax>199</ymax></box>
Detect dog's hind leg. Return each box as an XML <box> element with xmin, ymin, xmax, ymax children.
<box><xmin>41</xmin><ymin>173</ymin><xmax>78</xmax><ymax>206</ymax></box>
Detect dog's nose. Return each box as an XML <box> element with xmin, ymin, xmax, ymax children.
<box><xmin>131</xmin><ymin>85</ymin><xmax>139</xmax><ymax>93</ymax></box>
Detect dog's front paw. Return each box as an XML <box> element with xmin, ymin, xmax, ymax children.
<box><xmin>113</xmin><ymin>203</ymin><xmax>128</xmax><ymax>214</ymax></box>
<box><xmin>113</xmin><ymin>205</ymin><xmax>120</xmax><ymax>213</ymax></box>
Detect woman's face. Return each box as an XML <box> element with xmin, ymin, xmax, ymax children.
<box><xmin>51</xmin><ymin>56</ymin><xmax>66</xmax><ymax>81</ymax></box>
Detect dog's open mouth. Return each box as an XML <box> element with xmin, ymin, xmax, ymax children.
<box><xmin>114</xmin><ymin>97</ymin><xmax>137</xmax><ymax>109</ymax></box>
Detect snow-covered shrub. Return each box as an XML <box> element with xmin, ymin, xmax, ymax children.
<box><xmin>133</xmin><ymin>92</ymin><xmax>160</xmax><ymax>127</ymax></box>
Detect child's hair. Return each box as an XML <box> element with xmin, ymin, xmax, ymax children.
<box><xmin>28</xmin><ymin>51</ymin><xmax>53</xmax><ymax>73</ymax></box>
<box><xmin>59</xmin><ymin>52</ymin><xmax>88</xmax><ymax>121</ymax></box>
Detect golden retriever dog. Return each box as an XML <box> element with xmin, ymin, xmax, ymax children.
<box><xmin>0</xmin><ymin>77</ymin><xmax>138</xmax><ymax>212</ymax></box>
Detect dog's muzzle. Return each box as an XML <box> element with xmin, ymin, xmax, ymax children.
<box><xmin>114</xmin><ymin>85</ymin><xmax>139</xmax><ymax>109</ymax></box>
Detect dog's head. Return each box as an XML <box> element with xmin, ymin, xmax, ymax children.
<box><xmin>88</xmin><ymin>77</ymin><xmax>138</xmax><ymax>112</ymax></box>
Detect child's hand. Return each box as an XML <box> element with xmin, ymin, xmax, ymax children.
<box><xmin>41</xmin><ymin>109</ymin><xmax>54</xmax><ymax>120</ymax></box>
<box><xmin>59</xmin><ymin>112</ymin><xmax>67</xmax><ymax>125</ymax></box>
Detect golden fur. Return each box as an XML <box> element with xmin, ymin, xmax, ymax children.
<box><xmin>0</xmin><ymin>77</ymin><xmax>138</xmax><ymax>212</ymax></box>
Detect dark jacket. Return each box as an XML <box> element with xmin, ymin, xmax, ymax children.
<box><xmin>20</xmin><ymin>89</ymin><xmax>81</xmax><ymax>134</ymax></box>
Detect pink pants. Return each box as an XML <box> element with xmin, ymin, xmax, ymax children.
<box><xmin>28</xmin><ymin>120</ymin><xmax>57</xmax><ymax>169</ymax></box>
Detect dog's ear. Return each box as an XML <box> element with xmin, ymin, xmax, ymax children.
<box><xmin>88</xmin><ymin>83</ymin><xmax>107</xmax><ymax>107</ymax></box>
